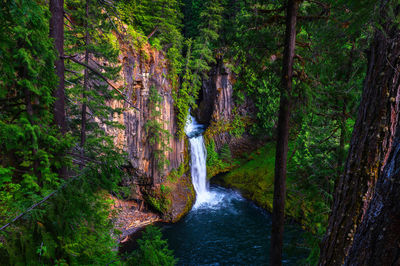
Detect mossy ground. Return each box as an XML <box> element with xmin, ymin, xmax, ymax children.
<box><xmin>212</xmin><ymin>142</ymin><xmax>324</xmax><ymax>233</ymax></box>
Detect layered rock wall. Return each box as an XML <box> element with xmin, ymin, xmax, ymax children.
<box><xmin>107</xmin><ymin>34</ymin><xmax>194</xmax><ymax>222</ymax></box>
<box><xmin>196</xmin><ymin>60</ymin><xmax>258</xmax><ymax>158</ymax></box>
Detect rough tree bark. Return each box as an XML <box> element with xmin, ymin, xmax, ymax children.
<box><xmin>345</xmin><ymin>131</ymin><xmax>400</xmax><ymax>265</ymax></box>
<box><xmin>319</xmin><ymin>1</ymin><xmax>400</xmax><ymax>265</ymax></box>
<box><xmin>344</xmin><ymin>2</ymin><xmax>400</xmax><ymax>264</ymax></box>
<box><xmin>50</xmin><ymin>0</ymin><xmax>67</xmax><ymax>134</ymax></box>
<box><xmin>270</xmin><ymin>0</ymin><xmax>298</xmax><ymax>265</ymax></box>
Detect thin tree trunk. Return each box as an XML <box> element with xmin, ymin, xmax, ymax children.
<box><xmin>336</xmin><ymin>44</ymin><xmax>354</xmax><ymax>186</ymax></box>
<box><xmin>81</xmin><ymin>0</ymin><xmax>90</xmax><ymax>152</ymax></box>
<box><xmin>319</xmin><ymin>1</ymin><xmax>400</xmax><ymax>264</ymax></box>
<box><xmin>24</xmin><ymin>86</ymin><xmax>39</xmax><ymax>179</ymax></box>
<box><xmin>270</xmin><ymin>0</ymin><xmax>298</xmax><ymax>265</ymax></box>
<box><xmin>50</xmin><ymin>0</ymin><xmax>67</xmax><ymax>134</ymax></box>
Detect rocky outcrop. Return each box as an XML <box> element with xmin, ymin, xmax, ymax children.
<box><xmin>107</xmin><ymin>33</ymin><xmax>194</xmax><ymax>222</ymax></box>
<box><xmin>195</xmin><ymin>60</ymin><xmax>260</xmax><ymax>162</ymax></box>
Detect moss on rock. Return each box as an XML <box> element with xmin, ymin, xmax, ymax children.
<box><xmin>144</xmin><ymin>145</ymin><xmax>195</xmax><ymax>223</ymax></box>
<box><xmin>211</xmin><ymin>142</ymin><xmax>325</xmax><ymax>233</ymax></box>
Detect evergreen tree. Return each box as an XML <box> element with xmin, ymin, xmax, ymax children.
<box><xmin>0</xmin><ymin>0</ymin><xmax>71</xmax><ymax>262</ymax></box>
<box><xmin>270</xmin><ymin>1</ymin><xmax>299</xmax><ymax>265</ymax></box>
<box><xmin>0</xmin><ymin>0</ymin><xmax>126</xmax><ymax>264</ymax></box>
<box><xmin>127</xmin><ymin>225</ymin><xmax>177</xmax><ymax>266</ymax></box>
<box><xmin>64</xmin><ymin>0</ymin><xmax>123</xmax><ymax>159</ymax></box>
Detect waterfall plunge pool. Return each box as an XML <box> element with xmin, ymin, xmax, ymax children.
<box><xmin>159</xmin><ymin>115</ymin><xmax>308</xmax><ymax>265</ymax></box>
<box><xmin>161</xmin><ymin>185</ymin><xmax>308</xmax><ymax>265</ymax></box>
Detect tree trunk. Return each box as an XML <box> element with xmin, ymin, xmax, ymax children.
<box><xmin>50</xmin><ymin>0</ymin><xmax>67</xmax><ymax>134</ymax></box>
<box><xmin>81</xmin><ymin>0</ymin><xmax>90</xmax><ymax>152</ymax></box>
<box><xmin>344</xmin><ymin>2</ymin><xmax>400</xmax><ymax>264</ymax></box>
<box><xmin>336</xmin><ymin>44</ymin><xmax>354</xmax><ymax>182</ymax></box>
<box><xmin>319</xmin><ymin>1</ymin><xmax>400</xmax><ymax>264</ymax></box>
<box><xmin>270</xmin><ymin>0</ymin><xmax>298</xmax><ymax>265</ymax></box>
<box><xmin>345</xmin><ymin>133</ymin><xmax>400</xmax><ymax>265</ymax></box>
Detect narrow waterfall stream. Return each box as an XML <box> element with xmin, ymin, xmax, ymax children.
<box><xmin>160</xmin><ymin>115</ymin><xmax>308</xmax><ymax>265</ymax></box>
<box><xmin>184</xmin><ymin>115</ymin><xmax>211</xmax><ymax>206</ymax></box>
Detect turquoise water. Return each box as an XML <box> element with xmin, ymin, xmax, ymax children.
<box><xmin>161</xmin><ymin>186</ymin><xmax>308</xmax><ymax>265</ymax></box>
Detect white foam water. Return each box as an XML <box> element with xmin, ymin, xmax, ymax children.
<box><xmin>185</xmin><ymin>114</ymin><xmax>222</xmax><ymax>208</ymax></box>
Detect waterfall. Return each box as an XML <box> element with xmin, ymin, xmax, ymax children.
<box><xmin>185</xmin><ymin>114</ymin><xmax>212</xmax><ymax>207</ymax></box>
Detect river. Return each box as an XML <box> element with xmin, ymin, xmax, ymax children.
<box><xmin>159</xmin><ymin>115</ymin><xmax>308</xmax><ymax>265</ymax></box>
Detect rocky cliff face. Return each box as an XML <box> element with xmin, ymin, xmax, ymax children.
<box><xmin>195</xmin><ymin>60</ymin><xmax>259</xmax><ymax>163</ymax></box>
<box><xmin>107</xmin><ymin>34</ymin><xmax>194</xmax><ymax>222</ymax></box>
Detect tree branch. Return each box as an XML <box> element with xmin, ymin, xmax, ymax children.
<box><xmin>63</xmin><ymin>55</ymin><xmax>141</xmax><ymax>112</ymax></box>
<box><xmin>147</xmin><ymin>26</ymin><xmax>158</xmax><ymax>39</ymax></box>
<box><xmin>0</xmin><ymin>174</ymin><xmax>79</xmax><ymax>232</ymax></box>
<box><xmin>63</xmin><ymin>13</ymin><xmax>75</xmax><ymax>27</ymax></box>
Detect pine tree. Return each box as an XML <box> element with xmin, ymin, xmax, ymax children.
<box><xmin>64</xmin><ymin>0</ymin><xmax>123</xmax><ymax>161</ymax></box>
<box><xmin>270</xmin><ymin>1</ymin><xmax>299</xmax><ymax>265</ymax></box>
<box><xmin>0</xmin><ymin>0</ymin><xmax>71</xmax><ymax>262</ymax></box>
<box><xmin>1</xmin><ymin>0</ymin><xmax>126</xmax><ymax>263</ymax></box>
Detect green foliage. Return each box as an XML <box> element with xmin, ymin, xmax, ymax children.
<box><xmin>205</xmin><ymin>139</ymin><xmax>234</xmax><ymax>178</ymax></box>
<box><xmin>126</xmin><ymin>226</ymin><xmax>177</xmax><ymax>266</ymax></box>
<box><xmin>173</xmin><ymin>0</ymin><xmax>224</xmax><ymax>136</ymax></box>
<box><xmin>220</xmin><ymin>144</ymin><xmax>232</xmax><ymax>161</ymax></box>
<box><xmin>147</xmin><ymin>194</ymin><xmax>168</xmax><ymax>214</ymax></box>
<box><xmin>229</xmin><ymin>111</ymin><xmax>246</xmax><ymax>137</ymax></box>
<box><xmin>206</xmin><ymin>139</ymin><xmax>223</xmax><ymax>170</ymax></box>
<box><xmin>145</xmin><ymin>85</ymin><xmax>172</xmax><ymax>172</ymax></box>
<box><xmin>0</xmin><ymin>0</ymin><xmax>68</xmax><ymax>237</ymax></box>
<box><xmin>0</xmin><ymin>0</ymin><xmax>126</xmax><ymax>264</ymax></box>
<box><xmin>173</xmin><ymin>40</ymin><xmax>196</xmax><ymax>138</ymax></box>
<box><xmin>117</xmin><ymin>0</ymin><xmax>184</xmax><ymax>87</ymax></box>
<box><xmin>190</xmin><ymin>0</ymin><xmax>223</xmax><ymax>74</ymax></box>
<box><xmin>182</xmin><ymin>0</ymin><xmax>205</xmax><ymax>38</ymax></box>
<box><xmin>168</xmin><ymin>163</ymin><xmax>186</xmax><ymax>182</ymax></box>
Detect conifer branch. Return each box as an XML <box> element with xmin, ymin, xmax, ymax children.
<box><xmin>0</xmin><ymin>174</ymin><xmax>79</xmax><ymax>232</ymax></box>
<box><xmin>63</xmin><ymin>55</ymin><xmax>142</xmax><ymax>112</ymax></box>
<box><xmin>63</xmin><ymin>13</ymin><xmax>75</xmax><ymax>27</ymax></box>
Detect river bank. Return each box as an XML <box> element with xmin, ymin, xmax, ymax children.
<box><xmin>209</xmin><ymin>142</ymin><xmax>327</xmax><ymax>234</ymax></box>
<box><xmin>115</xmin><ymin>140</ymin><xmax>325</xmax><ymax>248</ymax></box>
<box><xmin>110</xmin><ymin>195</ymin><xmax>161</xmax><ymax>243</ymax></box>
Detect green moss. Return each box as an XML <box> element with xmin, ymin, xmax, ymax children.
<box><xmin>167</xmin><ymin>162</ymin><xmax>186</xmax><ymax>182</ymax></box>
<box><xmin>146</xmin><ymin>194</ymin><xmax>170</xmax><ymax>214</ymax></box>
<box><xmin>205</xmin><ymin>139</ymin><xmax>238</xmax><ymax>178</ymax></box>
<box><xmin>145</xmin><ymin>150</ymin><xmax>195</xmax><ymax>222</ymax></box>
<box><xmin>212</xmin><ymin>142</ymin><xmax>324</xmax><ymax>233</ymax></box>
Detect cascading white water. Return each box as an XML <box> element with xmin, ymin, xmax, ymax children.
<box><xmin>189</xmin><ymin>136</ymin><xmax>208</xmax><ymax>196</ymax></box>
<box><xmin>185</xmin><ymin>114</ymin><xmax>216</xmax><ymax>207</ymax></box>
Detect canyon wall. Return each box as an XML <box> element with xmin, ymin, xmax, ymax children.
<box><xmin>195</xmin><ymin>60</ymin><xmax>259</xmax><ymax>169</ymax></box>
<box><xmin>107</xmin><ymin>34</ymin><xmax>194</xmax><ymax>222</ymax></box>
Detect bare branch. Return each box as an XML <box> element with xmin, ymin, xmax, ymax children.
<box><xmin>147</xmin><ymin>27</ymin><xmax>158</xmax><ymax>39</ymax></box>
